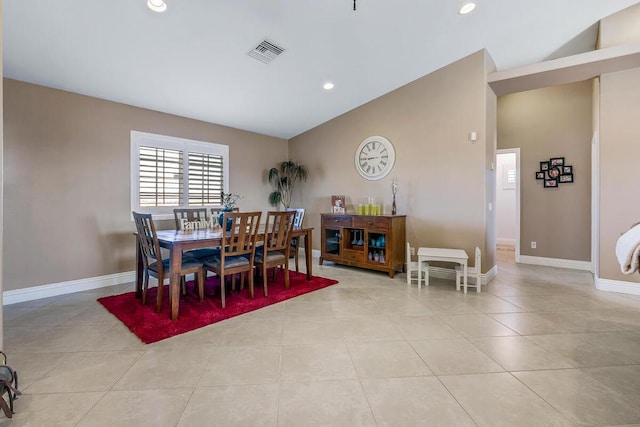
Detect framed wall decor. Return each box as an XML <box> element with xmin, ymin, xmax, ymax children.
<box><xmin>537</xmin><ymin>156</ymin><xmax>574</xmax><ymax>188</ymax></box>
<box><xmin>547</xmin><ymin>166</ymin><xmax>561</xmax><ymax>179</ymax></box>
<box><xmin>550</xmin><ymin>157</ymin><xmax>564</xmax><ymax>166</ymax></box>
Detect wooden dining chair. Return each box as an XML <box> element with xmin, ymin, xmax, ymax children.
<box><xmin>203</xmin><ymin>211</ymin><xmax>262</xmax><ymax>308</ymax></box>
<box><xmin>287</xmin><ymin>208</ymin><xmax>305</xmax><ymax>273</ymax></box>
<box><xmin>210</xmin><ymin>206</ymin><xmax>240</xmax><ymax>217</ymax></box>
<box><xmin>172</xmin><ymin>208</ymin><xmax>220</xmax><ymax>261</ymax></box>
<box><xmin>133</xmin><ymin>212</ymin><xmax>205</xmax><ymax>312</ymax></box>
<box><xmin>173</xmin><ymin>207</ymin><xmax>209</xmax><ymax>230</ymax></box>
<box><xmin>255</xmin><ymin>210</ymin><xmax>296</xmax><ymax>297</ymax></box>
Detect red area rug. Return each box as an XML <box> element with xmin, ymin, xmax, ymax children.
<box><xmin>98</xmin><ymin>272</ymin><xmax>338</xmax><ymax>344</ymax></box>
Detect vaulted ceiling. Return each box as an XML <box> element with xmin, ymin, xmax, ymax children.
<box><xmin>4</xmin><ymin>0</ymin><xmax>639</xmax><ymax>139</ymax></box>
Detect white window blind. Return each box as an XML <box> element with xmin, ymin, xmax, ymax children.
<box><xmin>139</xmin><ymin>146</ymin><xmax>183</xmax><ymax>207</ymax></box>
<box><xmin>188</xmin><ymin>152</ymin><xmax>224</xmax><ymax>206</ymax></box>
<box><xmin>502</xmin><ymin>164</ymin><xmax>516</xmax><ymax>190</ymax></box>
<box><xmin>131</xmin><ymin>131</ymin><xmax>229</xmax><ymax>219</ymax></box>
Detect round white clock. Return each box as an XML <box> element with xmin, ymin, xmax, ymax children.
<box><xmin>355</xmin><ymin>136</ymin><xmax>396</xmax><ymax>180</ymax></box>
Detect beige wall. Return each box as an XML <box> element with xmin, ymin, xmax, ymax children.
<box><xmin>497</xmin><ymin>81</ymin><xmax>593</xmax><ymax>261</ymax></box>
<box><xmin>290</xmin><ymin>50</ymin><xmax>495</xmax><ymax>272</ymax></box>
<box><xmin>599</xmin><ymin>67</ymin><xmax>640</xmax><ymax>282</ymax></box>
<box><xmin>598</xmin><ymin>3</ymin><xmax>640</xmax><ymax>49</ymax></box>
<box><xmin>3</xmin><ymin>79</ymin><xmax>288</xmax><ymax>291</ymax></box>
<box><xmin>598</xmin><ymin>4</ymin><xmax>640</xmax><ymax>283</ymax></box>
<box><xmin>1</xmin><ymin>0</ymin><xmax>4</xmax><ymax>346</ymax></box>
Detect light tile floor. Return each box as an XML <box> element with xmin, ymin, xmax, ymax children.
<box><xmin>4</xmin><ymin>249</ymin><xmax>640</xmax><ymax>426</ymax></box>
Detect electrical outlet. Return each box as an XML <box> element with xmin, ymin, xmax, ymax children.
<box><xmin>531</xmin><ymin>241</ymin><xmax>537</xmax><ymax>249</ymax></box>
<box><xmin>410</xmin><ymin>247</ymin><xmax>416</xmax><ymax>256</ymax></box>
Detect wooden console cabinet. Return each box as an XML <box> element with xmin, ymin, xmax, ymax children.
<box><xmin>320</xmin><ymin>214</ymin><xmax>406</xmax><ymax>278</ymax></box>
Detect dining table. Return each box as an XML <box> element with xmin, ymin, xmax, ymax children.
<box><xmin>135</xmin><ymin>226</ymin><xmax>314</xmax><ymax>320</ymax></box>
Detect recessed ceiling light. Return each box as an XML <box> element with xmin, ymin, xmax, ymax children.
<box><xmin>147</xmin><ymin>0</ymin><xmax>167</xmax><ymax>13</ymax></box>
<box><xmin>323</xmin><ymin>82</ymin><xmax>335</xmax><ymax>91</ymax></box>
<box><xmin>458</xmin><ymin>2</ymin><xmax>476</xmax><ymax>15</ymax></box>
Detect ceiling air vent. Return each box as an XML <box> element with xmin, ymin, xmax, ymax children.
<box><xmin>248</xmin><ymin>39</ymin><xmax>286</xmax><ymax>64</ymax></box>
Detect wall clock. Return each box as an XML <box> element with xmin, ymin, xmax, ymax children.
<box><xmin>355</xmin><ymin>136</ymin><xmax>396</xmax><ymax>180</ymax></box>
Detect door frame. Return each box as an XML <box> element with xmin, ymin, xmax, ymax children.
<box><xmin>496</xmin><ymin>148</ymin><xmax>521</xmax><ymax>263</ymax></box>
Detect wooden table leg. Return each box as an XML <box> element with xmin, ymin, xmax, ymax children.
<box><xmin>169</xmin><ymin>244</ymin><xmax>183</xmax><ymax>320</ymax></box>
<box><xmin>135</xmin><ymin>238</ymin><xmax>143</xmax><ymax>298</ymax></box>
<box><xmin>304</xmin><ymin>230</ymin><xmax>313</xmax><ymax>280</ymax></box>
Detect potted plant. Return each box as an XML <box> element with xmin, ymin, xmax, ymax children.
<box><xmin>218</xmin><ymin>191</ymin><xmax>241</xmax><ymax>229</ymax></box>
<box><xmin>268</xmin><ymin>160</ymin><xmax>309</xmax><ymax>209</ymax></box>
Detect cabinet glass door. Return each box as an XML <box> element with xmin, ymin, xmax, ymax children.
<box><xmin>366</xmin><ymin>231</ymin><xmax>388</xmax><ymax>264</ymax></box>
<box><xmin>324</xmin><ymin>228</ymin><xmax>341</xmax><ymax>256</ymax></box>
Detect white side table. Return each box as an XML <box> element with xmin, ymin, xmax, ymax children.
<box><xmin>417</xmin><ymin>247</ymin><xmax>469</xmax><ymax>292</ymax></box>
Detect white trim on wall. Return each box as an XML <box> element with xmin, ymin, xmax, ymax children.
<box><xmin>591</xmin><ymin>129</ymin><xmax>600</xmax><ymax>276</ymax></box>
<box><xmin>314</xmin><ymin>249</ymin><xmax>498</xmax><ymax>286</ymax></box>
<box><xmin>596</xmin><ymin>276</ymin><xmax>640</xmax><ymax>296</ymax></box>
<box><xmin>519</xmin><ymin>255</ymin><xmax>591</xmax><ymax>271</ymax></box>
<box><xmin>429</xmin><ymin>265</ymin><xmax>497</xmax><ymax>286</ymax></box>
<box><xmin>3</xmin><ymin>271</ymin><xmax>136</xmax><ymax>305</ymax></box>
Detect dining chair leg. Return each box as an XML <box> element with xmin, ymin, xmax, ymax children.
<box><xmin>294</xmin><ymin>245</ymin><xmax>300</xmax><ymax>273</ymax></box>
<box><xmin>284</xmin><ymin>264</ymin><xmax>290</xmax><ymax>290</ymax></box>
<box><xmin>249</xmin><ymin>268</ymin><xmax>256</xmax><ymax>300</ymax></box>
<box><xmin>142</xmin><ymin>273</ymin><xmax>150</xmax><ymax>305</ymax></box>
<box><xmin>197</xmin><ymin>271</ymin><xmax>204</xmax><ymax>302</ymax></box>
<box><xmin>220</xmin><ymin>275</ymin><xmax>226</xmax><ymax>308</ymax></box>
<box><xmin>156</xmin><ymin>278</ymin><xmax>164</xmax><ymax>313</ymax></box>
<box><xmin>263</xmin><ymin>267</ymin><xmax>269</xmax><ymax>298</ymax></box>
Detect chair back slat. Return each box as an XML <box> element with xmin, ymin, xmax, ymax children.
<box><xmin>133</xmin><ymin>212</ymin><xmax>161</xmax><ymax>262</ymax></box>
<box><xmin>287</xmin><ymin>208</ymin><xmax>305</xmax><ymax>229</ymax></box>
<box><xmin>173</xmin><ymin>208</ymin><xmax>208</xmax><ymax>229</ymax></box>
<box><xmin>210</xmin><ymin>206</ymin><xmax>240</xmax><ymax>218</ymax></box>
<box><xmin>221</xmin><ymin>211</ymin><xmax>262</xmax><ymax>257</ymax></box>
<box><xmin>265</xmin><ymin>211</ymin><xmax>296</xmax><ymax>251</ymax></box>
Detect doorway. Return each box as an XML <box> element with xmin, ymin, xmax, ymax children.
<box><xmin>496</xmin><ymin>149</ymin><xmax>520</xmax><ymax>263</ymax></box>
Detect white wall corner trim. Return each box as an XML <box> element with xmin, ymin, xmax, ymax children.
<box><xmin>3</xmin><ymin>271</ymin><xmax>136</xmax><ymax>305</ymax></box>
<box><xmin>596</xmin><ymin>276</ymin><xmax>640</xmax><ymax>296</ymax></box>
<box><xmin>519</xmin><ymin>255</ymin><xmax>592</xmax><ymax>271</ymax></box>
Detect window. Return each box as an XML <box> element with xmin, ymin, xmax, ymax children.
<box><xmin>502</xmin><ymin>163</ymin><xmax>516</xmax><ymax>190</ymax></box>
<box><xmin>131</xmin><ymin>131</ymin><xmax>229</xmax><ymax>219</ymax></box>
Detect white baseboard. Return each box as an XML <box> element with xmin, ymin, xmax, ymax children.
<box><xmin>429</xmin><ymin>265</ymin><xmax>496</xmax><ymax>286</ymax></box>
<box><xmin>312</xmin><ymin>249</ymin><xmax>322</xmax><ymax>259</ymax></box>
<box><xmin>485</xmin><ymin>265</ymin><xmax>498</xmax><ymax>285</ymax></box>
<box><xmin>3</xmin><ymin>271</ymin><xmax>136</xmax><ymax>305</ymax></box>
<box><xmin>519</xmin><ymin>255</ymin><xmax>591</xmax><ymax>271</ymax></box>
<box><xmin>496</xmin><ymin>238</ymin><xmax>515</xmax><ymax>246</ymax></box>
<box><xmin>596</xmin><ymin>276</ymin><xmax>640</xmax><ymax>296</ymax></box>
